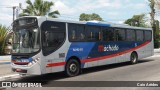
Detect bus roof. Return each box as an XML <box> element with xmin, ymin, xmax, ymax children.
<box><xmin>18</xmin><ymin>16</ymin><xmax>152</xmax><ymax>30</ymax></box>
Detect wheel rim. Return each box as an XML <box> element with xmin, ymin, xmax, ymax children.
<box><xmin>66</xmin><ymin>60</ymin><xmax>80</xmax><ymax>76</ymax></box>
<box><xmin>131</xmin><ymin>54</ymin><xmax>137</xmax><ymax>63</ymax></box>
<box><xmin>69</xmin><ymin>63</ymin><xmax>77</xmax><ymax>73</ymax></box>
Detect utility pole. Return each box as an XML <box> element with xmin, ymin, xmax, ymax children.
<box><xmin>6</xmin><ymin>3</ymin><xmax>22</xmax><ymax>22</ymax></box>
<box><xmin>13</xmin><ymin>6</ymin><xmax>16</xmax><ymax>22</ymax></box>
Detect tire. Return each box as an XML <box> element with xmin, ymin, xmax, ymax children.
<box><xmin>65</xmin><ymin>59</ymin><xmax>80</xmax><ymax>77</ymax></box>
<box><xmin>130</xmin><ymin>52</ymin><xmax>138</xmax><ymax>64</ymax></box>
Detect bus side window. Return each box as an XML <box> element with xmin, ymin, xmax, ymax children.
<box><xmin>115</xmin><ymin>29</ymin><xmax>126</xmax><ymax>41</ymax></box>
<box><xmin>144</xmin><ymin>31</ymin><xmax>152</xmax><ymax>41</ymax></box>
<box><xmin>41</xmin><ymin>21</ymin><xmax>66</xmax><ymax>56</ymax></box>
<box><xmin>71</xmin><ymin>30</ymin><xmax>76</xmax><ymax>40</ymax></box>
<box><xmin>99</xmin><ymin>31</ymin><xmax>102</xmax><ymax>40</ymax></box>
<box><xmin>102</xmin><ymin>27</ymin><xmax>114</xmax><ymax>41</ymax></box>
<box><xmin>86</xmin><ymin>26</ymin><xmax>101</xmax><ymax>41</ymax></box>
<box><xmin>136</xmin><ymin>30</ymin><xmax>144</xmax><ymax>41</ymax></box>
<box><xmin>127</xmin><ymin>29</ymin><xmax>136</xmax><ymax>41</ymax></box>
<box><xmin>68</xmin><ymin>23</ymin><xmax>85</xmax><ymax>41</ymax></box>
<box><xmin>80</xmin><ymin>33</ymin><xmax>85</xmax><ymax>40</ymax></box>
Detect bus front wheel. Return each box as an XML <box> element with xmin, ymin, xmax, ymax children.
<box><xmin>130</xmin><ymin>52</ymin><xmax>138</xmax><ymax>64</ymax></box>
<box><xmin>65</xmin><ymin>59</ymin><xmax>80</xmax><ymax>77</ymax></box>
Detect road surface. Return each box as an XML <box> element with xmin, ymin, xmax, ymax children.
<box><xmin>3</xmin><ymin>53</ymin><xmax>160</xmax><ymax>90</ymax></box>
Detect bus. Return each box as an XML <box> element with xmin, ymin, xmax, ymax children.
<box><xmin>11</xmin><ymin>16</ymin><xmax>153</xmax><ymax>76</ymax></box>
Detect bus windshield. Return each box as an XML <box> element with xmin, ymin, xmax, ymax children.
<box><xmin>12</xmin><ymin>28</ymin><xmax>40</xmax><ymax>53</ymax></box>
<box><xmin>12</xmin><ymin>18</ymin><xmax>40</xmax><ymax>53</ymax></box>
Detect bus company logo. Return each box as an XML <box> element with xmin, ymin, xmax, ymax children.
<box><xmin>73</xmin><ymin>48</ymin><xmax>83</xmax><ymax>52</ymax></box>
<box><xmin>98</xmin><ymin>45</ymin><xmax>119</xmax><ymax>52</ymax></box>
<box><xmin>2</xmin><ymin>82</ymin><xmax>11</xmax><ymax>87</ymax></box>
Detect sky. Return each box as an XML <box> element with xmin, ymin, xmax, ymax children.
<box><xmin>0</xmin><ymin>0</ymin><xmax>159</xmax><ymax>27</ymax></box>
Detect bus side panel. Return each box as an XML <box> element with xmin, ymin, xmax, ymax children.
<box><xmin>66</xmin><ymin>42</ymin><xmax>96</xmax><ymax>68</ymax></box>
<box><xmin>44</xmin><ymin>52</ymin><xmax>66</xmax><ymax>73</ymax></box>
<box><xmin>135</xmin><ymin>47</ymin><xmax>145</xmax><ymax>60</ymax></box>
<box><xmin>144</xmin><ymin>42</ymin><xmax>154</xmax><ymax>58</ymax></box>
<box><xmin>42</xmin><ymin>23</ymin><xmax>70</xmax><ymax>74</ymax></box>
<box><xmin>135</xmin><ymin>42</ymin><xmax>152</xmax><ymax>60</ymax></box>
<box><xmin>97</xmin><ymin>41</ymin><xmax>146</xmax><ymax>66</ymax></box>
<box><xmin>66</xmin><ymin>40</ymin><xmax>152</xmax><ymax>70</ymax></box>
<box><xmin>43</xmin><ymin>42</ymin><xmax>71</xmax><ymax>74</ymax></box>
<box><xmin>51</xmin><ymin>41</ymin><xmax>71</xmax><ymax>73</ymax></box>
<box><xmin>98</xmin><ymin>57</ymin><xmax>116</xmax><ymax>66</ymax></box>
<box><xmin>91</xmin><ymin>41</ymin><xmax>151</xmax><ymax>67</ymax></box>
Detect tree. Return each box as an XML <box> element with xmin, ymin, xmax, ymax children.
<box><xmin>149</xmin><ymin>0</ymin><xmax>156</xmax><ymax>28</ymax></box>
<box><xmin>149</xmin><ymin>0</ymin><xmax>160</xmax><ymax>48</ymax></box>
<box><xmin>79</xmin><ymin>13</ymin><xmax>103</xmax><ymax>21</ymax></box>
<box><xmin>155</xmin><ymin>20</ymin><xmax>160</xmax><ymax>47</ymax></box>
<box><xmin>20</xmin><ymin>0</ymin><xmax>60</xmax><ymax>18</ymax></box>
<box><xmin>124</xmin><ymin>14</ymin><xmax>147</xmax><ymax>27</ymax></box>
<box><xmin>0</xmin><ymin>24</ymin><xmax>11</xmax><ymax>54</ymax></box>
<box><xmin>155</xmin><ymin>0</ymin><xmax>160</xmax><ymax>10</ymax></box>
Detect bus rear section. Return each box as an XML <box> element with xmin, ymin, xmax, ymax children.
<box><xmin>64</xmin><ymin>22</ymin><xmax>153</xmax><ymax>76</ymax></box>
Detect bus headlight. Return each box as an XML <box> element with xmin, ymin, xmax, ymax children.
<box><xmin>28</xmin><ymin>58</ymin><xmax>40</xmax><ymax>66</ymax></box>
<box><xmin>34</xmin><ymin>58</ymin><xmax>40</xmax><ymax>62</ymax></box>
<box><xmin>28</xmin><ymin>62</ymin><xmax>32</xmax><ymax>66</ymax></box>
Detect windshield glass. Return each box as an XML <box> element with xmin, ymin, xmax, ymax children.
<box><xmin>12</xmin><ymin>28</ymin><xmax>40</xmax><ymax>53</ymax></box>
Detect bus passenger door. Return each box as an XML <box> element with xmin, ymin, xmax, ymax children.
<box><xmin>45</xmin><ymin>58</ymin><xmax>52</xmax><ymax>73</ymax></box>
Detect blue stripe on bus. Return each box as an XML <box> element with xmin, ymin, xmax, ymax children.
<box><xmin>66</xmin><ymin>42</ymin><xmax>96</xmax><ymax>68</ymax></box>
<box><xmin>66</xmin><ymin>41</ymin><xmax>149</xmax><ymax>68</ymax></box>
<box><xmin>46</xmin><ymin>41</ymin><xmax>150</xmax><ymax>67</ymax></box>
<box><xmin>86</xmin><ymin>22</ymin><xmax>110</xmax><ymax>27</ymax></box>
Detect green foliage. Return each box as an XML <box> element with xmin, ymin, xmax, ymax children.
<box><xmin>155</xmin><ymin>0</ymin><xmax>160</xmax><ymax>10</ymax></box>
<box><xmin>79</xmin><ymin>13</ymin><xmax>103</xmax><ymax>21</ymax></box>
<box><xmin>155</xmin><ymin>20</ymin><xmax>159</xmax><ymax>32</ymax></box>
<box><xmin>20</xmin><ymin>0</ymin><xmax>60</xmax><ymax>18</ymax></box>
<box><xmin>0</xmin><ymin>24</ymin><xmax>11</xmax><ymax>54</ymax></box>
<box><xmin>148</xmin><ymin>0</ymin><xmax>160</xmax><ymax>48</ymax></box>
<box><xmin>154</xmin><ymin>20</ymin><xmax>160</xmax><ymax>48</ymax></box>
<box><xmin>154</xmin><ymin>36</ymin><xmax>160</xmax><ymax>48</ymax></box>
<box><xmin>124</xmin><ymin>14</ymin><xmax>147</xmax><ymax>27</ymax></box>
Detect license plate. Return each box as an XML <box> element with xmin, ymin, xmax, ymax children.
<box><xmin>21</xmin><ymin>59</ymin><xmax>29</xmax><ymax>62</ymax></box>
<box><xmin>16</xmin><ymin>68</ymin><xmax>22</xmax><ymax>72</ymax></box>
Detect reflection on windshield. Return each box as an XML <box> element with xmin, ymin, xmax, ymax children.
<box><xmin>12</xmin><ymin>28</ymin><xmax>39</xmax><ymax>53</ymax></box>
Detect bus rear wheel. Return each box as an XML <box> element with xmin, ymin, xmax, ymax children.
<box><xmin>130</xmin><ymin>52</ymin><xmax>138</xmax><ymax>64</ymax></box>
<box><xmin>65</xmin><ymin>59</ymin><xmax>80</xmax><ymax>77</ymax></box>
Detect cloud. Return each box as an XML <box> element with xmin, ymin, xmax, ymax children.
<box><xmin>0</xmin><ymin>13</ymin><xmax>12</xmax><ymax>26</ymax></box>
<box><xmin>107</xmin><ymin>12</ymin><xmax>119</xmax><ymax>17</ymax></box>
<box><xmin>54</xmin><ymin>1</ymin><xmax>75</xmax><ymax>14</ymax></box>
<box><xmin>0</xmin><ymin>0</ymin><xmax>28</xmax><ymax>26</ymax></box>
<box><xmin>109</xmin><ymin>20</ymin><xmax>125</xmax><ymax>24</ymax></box>
<box><xmin>130</xmin><ymin>3</ymin><xmax>146</xmax><ymax>9</ymax></box>
<box><xmin>0</xmin><ymin>0</ymin><xmax>149</xmax><ymax>26</ymax></box>
<box><xmin>53</xmin><ymin>0</ymin><xmax>123</xmax><ymax>15</ymax></box>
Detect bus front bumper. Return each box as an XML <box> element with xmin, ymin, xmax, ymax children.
<box><xmin>11</xmin><ymin>62</ymin><xmax>41</xmax><ymax>75</ymax></box>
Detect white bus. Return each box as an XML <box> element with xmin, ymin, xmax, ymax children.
<box><xmin>11</xmin><ymin>16</ymin><xmax>154</xmax><ymax>76</ymax></box>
